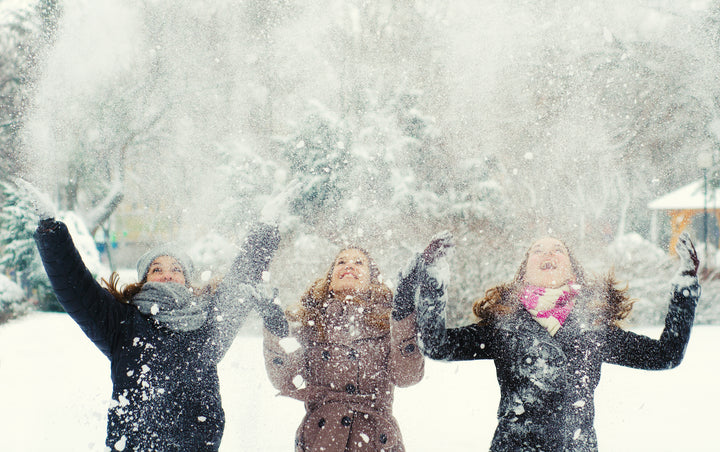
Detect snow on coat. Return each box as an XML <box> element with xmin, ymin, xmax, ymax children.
<box><xmin>264</xmin><ymin>298</ymin><xmax>424</xmax><ymax>452</ymax></box>
<box><xmin>34</xmin><ymin>221</ymin><xmax>253</xmax><ymax>452</ymax></box>
<box><xmin>413</xmin><ymin>268</ymin><xmax>700</xmax><ymax>452</ymax></box>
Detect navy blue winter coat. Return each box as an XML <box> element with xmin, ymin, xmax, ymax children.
<box><xmin>34</xmin><ymin>221</ymin><xmax>253</xmax><ymax>452</ymax></box>
<box><xmin>414</xmin><ymin>272</ymin><xmax>700</xmax><ymax>452</ymax></box>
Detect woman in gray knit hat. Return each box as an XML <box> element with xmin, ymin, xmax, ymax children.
<box><xmin>33</xmin><ymin>212</ymin><xmax>288</xmax><ymax>451</ymax></box>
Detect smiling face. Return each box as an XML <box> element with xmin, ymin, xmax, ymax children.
<box><xmin>329</xmin><ymin>248</ymin><xmax>372</xmax><ymax>297</ymax></box>
<box><xmin>145</xmin><ymin>255</ymin><xmax>186</xmax><ymax>285</ymax></box>
<box><xmin>523</xmin><ymin>237</ymin><xmax>575</xmax><ymax>289</ymax></box>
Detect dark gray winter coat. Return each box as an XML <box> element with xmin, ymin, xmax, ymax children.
<box><xmin>414</xmin><ymin>272</ymin><xmax>700</xmax><ymax>452</ymax></box>
<box><xmin>34</xmin><ymin>221</ymin><xmax>253</xmax><ymax>452</ymax></box>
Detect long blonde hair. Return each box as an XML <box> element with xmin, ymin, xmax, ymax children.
<box><xmin>288</xmin><ymin>247</ymin><xmax>393</xmax><ymax>340</ymax></box>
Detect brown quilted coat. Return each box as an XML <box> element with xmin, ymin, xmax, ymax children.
<box><xmin>264</xmin><ymin>297</ymin><xmax>424</xmax><ymax>451</ymax></box>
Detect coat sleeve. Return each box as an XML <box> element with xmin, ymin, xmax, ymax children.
<box><xmin>204</xmin><ymin>278</ymin><xmax>255</xmax><ymax>363</ymax></box>
<box><xmin>403</xmin><ymin>258</ymin><xmax>495</xmax><ymax>362</ymax></box>
<box><xmin>604</xmin><ymin>275</ymin><xmax>700</xmax><ymax>369</ymax></box>
<box><xmin>206</xmin><ymin>223</ymin><xmax>283</xmax><ymax>362</ymax></box>
<box><xmin>33</xmin><ymin>220</ymin><xmax>125</xmax><ymax>359</ymax></box>
<box><xmin>263</xmin><ymin>328</ymin><xmax>309</xmax><ymax>401</ymax></box>
<box><xmin>388</xmin><ymin>313</ymin><xmax>424</xmax><ymax>387</ymax></box>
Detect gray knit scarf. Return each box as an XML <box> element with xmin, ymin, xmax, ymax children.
<box><xmin>132</xmin><ymin>282</ymin><xmax>209</xmax><ymax>332</ymax></box>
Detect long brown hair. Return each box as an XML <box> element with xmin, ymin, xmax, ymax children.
<box><xmin>102</xmin><ymin>272</ymin><xmax>145</xmax><ymax>304</ymax></box>
<box><xmin>288</xmin><ymin>246</ymin><xmax>393</xmax><ymax>340</ymax></box>
<box><xmin>472</xmin><ymin>238</ymin><xmax>635</xmax><ymax>327</ymax></box>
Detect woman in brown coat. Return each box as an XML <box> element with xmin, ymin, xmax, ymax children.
<box><xmin>263</xmin><ymin>247</ymin><xmax>424</xmax><ymax>451</ymax></box>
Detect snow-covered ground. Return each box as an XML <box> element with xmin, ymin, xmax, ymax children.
<box><xmin>0</xmin><ymin>312</ymin><xmax>718</xmax><ymax>452</ymax></box>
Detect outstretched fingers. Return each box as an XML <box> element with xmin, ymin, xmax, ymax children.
<box><xmin>422</xmin><ymin>230</ymin><xmax>455</xmax><ymax>265</ymax></box>
<box><xmin>677</xmin><ymin>232</ymin><xmax>699</xmax><ymax>276</ymax></box>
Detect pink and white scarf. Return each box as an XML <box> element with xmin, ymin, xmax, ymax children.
<box><xmin>520</xmin><ymin>284</ymin><xmax>578</xmax><ymax>336</ymax></box>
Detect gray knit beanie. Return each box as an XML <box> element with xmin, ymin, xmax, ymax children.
<box><xmin>136</xmin><ymin>244</ymin><xmax>195</xmax><ymax>285</ymax></box>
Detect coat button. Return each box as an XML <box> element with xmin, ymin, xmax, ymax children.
<box><xmin>348</xmin><ymin>349</ymin><xmax>358</xmax><ymax>360</ymax></box>
<box><xmin>379</xmin><ymin>433</ymin><xmax>387</xmax><ymax>444</ymax></box>
<box><xmin>272</xmin><ymin>357</ymin><xmax>284</xmax><ymax>365</ymax></box>
<box><xmin>341</xmin><ymin>416</ymin><xmax>352</xmax><ymax>426</ymax></box>
<box><xmin>404</xmin><ymin>343</ymin><xmax>415</xmax><ymax>354</ymax></box>
<box><xmin>345</xmin><ymin>383</ymin><xmax>356</xmax><ymax>394</ymax></box>
<box><xmin>318</xmin><ymin>418</ymin><xmax>326</xmax><ymax>428</ymax></box>
<box><xmin>321</xmin><ymin>350</ymin><xmax>331</xmax><ymax>361</ymax></box>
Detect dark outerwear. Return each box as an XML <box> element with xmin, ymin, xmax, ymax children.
<box><xmin>413</xmin><ymin>273</ymin><xmax>700</xmax><ymax>452</ymax></box>
<box><xmin>34</xmin><ymin>221</ymin><xmax>254</xmax><ymax>452</ymax></box>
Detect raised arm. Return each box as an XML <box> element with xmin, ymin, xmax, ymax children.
<box><xmin>34</xmin><ymin>219</ymin><xmax>126</xmax><ymax>358</ymax></box>
<box><xmin>415</xmin><ymin>267</ymin><xmax>495</xmax><ymax>361</ymax></box>
<box><xmin>210</xmin><ymin>223</ymin><xmax>287</xmax><ymax>360</ymax></box>
<box><xmin>605</xmin><ymin>233</ymin><xmax>701</xmax><ymax>369</ymax></box>
<box><xmin>406</xmin><ymin>232</ymin><xmax>497</xmax><ymax>362</ymax></box>
<box><xmin>389</xmin><ymin>257</ymin><xmax>425</xmax><ymax>386</ymax></box>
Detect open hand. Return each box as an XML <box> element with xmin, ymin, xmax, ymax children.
<box><xmin>676</xmin><ymin>232</ymin><xmax>699</xmax><ymax>277</ymax></box>
<box><xmin>422</xmin><ymin>231</ymin><xmax>454</xmax><ymax>265</ymax></box>
<box><xmin>232</xmin><ymin>223</ymin><xmax>281</xmax><ymax>284</ymax></box>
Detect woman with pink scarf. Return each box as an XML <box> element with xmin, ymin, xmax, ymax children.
<box><xmin>404</xmin><ymin>232</ymin><xmax>700</xmax><ymax>452</ymax></box>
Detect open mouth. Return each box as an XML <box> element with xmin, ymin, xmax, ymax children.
<box><xmin>539</xmin><ymin>261</ymin><xmax>557</xmax><ymax>270</ymax></box>
<box><xmin>339</xmin><ymin>271</ymin><xmax>358</xmax><ymax>279</ymax></box>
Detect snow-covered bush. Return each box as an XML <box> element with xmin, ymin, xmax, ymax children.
<box><xmin>0</xmin><ymin>181</ymin><xmax>109</xmax><ymax>317</ymax></box>
<box><xmin>278</xmin><ymin>100</ymin><xmax>352</xmax><ymax>229</ymax></box>
<box><xmin>605</xmin><ymin>233</ymin><xmax>668</xmax><ymax>275</ymax></box>
<box><xmin>0</xmin><ymin>273</ymin><xmax>28</xmax><ymax>322</ymax></box>
<box><xmin>0</xmin><ymin>180</ymin><xmax>56</xmax><ymax>312</ymax></box>
<box><xmin>603</xmin><ymin>233</ymin><xmax>675</xmax><ymax>325</ymax></box>
<box><xmin>440</xmin><ymin>232</ymin><xmax>526</xmax><ymax>326</ymax></box>
<box><xmin>603</xmin><ymin>233</ymin><xmax>720</xmax><ymax>325</ymax></box>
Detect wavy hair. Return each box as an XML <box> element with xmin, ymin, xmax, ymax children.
<box><xmin>288</xmin><ymin>247</ymin><xmax>393</xmax><ymax>340</ymax></box>
<box><xmin>472</xmin><ymin>238</ymin><xmax>635</xmax><ymax>327</ymax></box>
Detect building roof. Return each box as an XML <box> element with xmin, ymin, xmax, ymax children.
<box><xmin>648</xmin><ymin>179</ymin><xmax>720</xmax><ymax>211</ymax></box>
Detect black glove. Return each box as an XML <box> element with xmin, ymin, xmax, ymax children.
<box><xmin>393</xmin><ymin>254</ymin><xmax>423</xmax><ymax>321</ymax></box>
<box><xmin>231</xmin><ymin>223</ymin><xmax>281</xmax><ymax>284</ymax></box>
<box><xmin>676</xmin><ymin>232</ymin><xmax>699</xmax><ymax>277</ymax></box>
<box><xmin>422</xmin><ymin>231</ymin><xmax>454</xmax><ymax>265</ymax></box>
<box><xmin>393</xmin><ymin>231</ymin><xmax>455</xmax><ymax>321</ymax></box>
<box><xmin>255</xmin><ymin>287</ymin><xmax>289</xmax><ymax>337</ymax></box>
